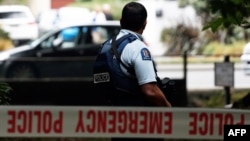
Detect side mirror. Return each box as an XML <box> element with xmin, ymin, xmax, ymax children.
<box><xmin>52</xmin><ymin>27</ymin><xmax>79</xmax><ymax>48</ymax></box>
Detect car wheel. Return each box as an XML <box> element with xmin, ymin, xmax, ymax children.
<box><xmin>7</xmin><ymin>63</ymin><xmax>38</xmax><ymax>78</ymax></box>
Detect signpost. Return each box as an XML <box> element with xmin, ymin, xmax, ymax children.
<box><xmin>214</xmin><ymin>55</ymin><xmax>234</xmax><ymax>108</ymax></box>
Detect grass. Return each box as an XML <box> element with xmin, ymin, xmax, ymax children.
<box><xmin>188</xmin><ymin>89</ymin><xmax>250</xmax><ymax>108</ymax></box>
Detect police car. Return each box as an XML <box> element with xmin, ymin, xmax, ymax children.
<box><xmin>0</xmin><ymin>21</ymin><xmax>120</xmax><ymax>79</ymax></box>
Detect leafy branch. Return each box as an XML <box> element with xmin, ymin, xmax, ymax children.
<box><xmin>203</xmin><ymin>0</ymin><xmax>250</xmax><ymax>32</ymax></box>
<box><xmin>0</xmin><ymin>83</ymin><xmax>12</xmax><ymax>105</ymax></box>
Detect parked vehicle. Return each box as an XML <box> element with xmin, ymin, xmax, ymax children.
<box><xmin>0</xmin><ymin>21</ymin><xmax>120</xmax><ymax>79</ymax></box>
<box><xmin>0</xmin><ymin>5</ymin><xmax>39</xmax><ymax>46</ymax></box>
<box><xmin>240</xmin><ymin>42</ymin><xmax>250</xmax><ymax>75</ymax></box>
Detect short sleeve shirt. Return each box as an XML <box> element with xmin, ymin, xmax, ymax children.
<box><xmin>117</xmin><ymin>29</ymin><xmax>157</xmax><ymax>85</ymax></box>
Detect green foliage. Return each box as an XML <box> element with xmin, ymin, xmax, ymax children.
<box><xmin>203</xmin><ymin>18</ymin><xmax>223</xmax><ymax>33</ymax></box>
<box><xmin>202</xmin><ymin>0</ymin><xmax>250</xmax><ymax>32</ymax></box>
<box><xmin>200</xmin><ymin>40</ymin><xmax>245</xmax><ymax>56</ymax></box>
<box><xmin>205</xmin><ymin>92</ymin><xmax>225</xmax><ymax>108</ymax></box>
<box><xmin>206</xmin><ymin>91</ymin><xmax>249</xmax><ymax>108</ymax></box>
<box><xmin>179</xmin><ymin>0</ymin><xmax>250</xmax><ymax>45</ymax></box>
<box><xmin>192</xmin><ymin>90</ymin><xmax>249</xmax><ymax>108</ymax></box>
<box><xmin>75</xmin><ymin>0</ymin><xmax>91</xmax><ymax>2</ymax></box>
<box><xmin>0</xmin><ymin>83</ymin><xmax>12</xmax><ymax>105</ymax></box>
<box><xmin>0</xmin><ymin>0</ymin><xmax>27</xmax><ymax>5</ymax></box>
<box><xmin>0</xmin><ymin>28</ymin><xmax>11</xmax><ymax>40</ymax></box>
<box><xmin>160</xmin><ymin>24</ymin><xmax>200</xmax><ymax>55</ymax></box>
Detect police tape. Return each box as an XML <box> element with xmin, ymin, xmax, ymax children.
<box><xmin>0</xmin><ymin>106</ymin><xmax>249</xmax><ymax>140</ymax></box>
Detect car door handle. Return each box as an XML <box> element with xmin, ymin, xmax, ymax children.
<box><xmin>36</xmin><ymin>52</ymin><xmax>42</xmax><ymax>57</ymax></box>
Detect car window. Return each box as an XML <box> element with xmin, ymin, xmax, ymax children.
<box><xmin>60</xmin><ymin>27</ymin><xmax>80</xmax><ymax>48</ymax></box>
<box><xmin>103</xmin><ymin>26</ymin><xmax>121</xmax><ymax>40</ymax></box>
<box><xmin>91</xmin><ymin>27</ymin><xmax>108</xmax><ymax>44</ymax></box>
<box><xmin>40</xmin><ymin>33</ymin><xmax>58</xmax><ymax>48</ymax></box>
<box><xmin>0</xmin><ymin>12</ymin><xmax>27</xmax><ymax>19</ymax></box>
<box><xmin>80</xmin><ymin>26</ymin><xmax>120</xmax><ymax>45</ymax></box>
<box><xmin>40</xmin><ymin>25</ymin><xmax>120</xmax><ymax>49</ymax></box>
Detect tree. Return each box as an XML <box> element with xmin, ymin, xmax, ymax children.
<box><xmin>179</xmin><ymin>0</ymin><xmax>250</xmax><ymax>43</ymax></box>
<box><xmin>202</xmin><ymin>0</ymin><xmax>250</xmax><ymax>32</ymax></box>
<box><xmin>161</xmin><ymin>0</ymin><xmax>250</xmax><ymax>56</ymax></box>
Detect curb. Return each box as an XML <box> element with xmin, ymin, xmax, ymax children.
<box><xmin>156</xmin><ymin>63</ymin><xmax>243</xmax><ymax>71</ymax></box>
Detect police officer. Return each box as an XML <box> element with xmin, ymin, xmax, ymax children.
<box><xmin>106</xmin><ymin>1</ymin><xmax>172</xmax><ymax>141</ymax></box>
<box><xmin>110</xmin><ymin>1</ymin><xmax>172</xmax><ymax>107</ymax></box>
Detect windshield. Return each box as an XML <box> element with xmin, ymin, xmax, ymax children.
<box><xmin>30</xmin><ymin>28</ymin><xmax>60</xmax><ymax>47</ymax></box>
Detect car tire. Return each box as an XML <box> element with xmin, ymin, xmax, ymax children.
<box><xmin>6</xmin><ymin>63</ymin><xmax>38</xmax><ymax>78</ymax></box>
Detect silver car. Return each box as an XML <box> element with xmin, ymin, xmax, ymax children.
<box><xmin>0</xmin><ymin>5</ymin><xmax>39</xmax><ymax>45</ymax></box>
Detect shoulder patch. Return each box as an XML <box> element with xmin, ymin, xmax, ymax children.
<box><xmin>140</xmin><ymin>48</ymin><xmax>151</xmax><ymax>60</ymax></box>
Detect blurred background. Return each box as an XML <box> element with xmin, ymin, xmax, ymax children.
<box><xmin>0</xmin><ymin>0</ymin><xmax>249</xmax><ymax>106</ymax></box>
<box><xmin>0</xmin><ymin>0</ymin><xmax>248</xmax><ymax>57</ymax></box>
<box><xmin>0</xmin><ymin>0</ymin><xmax>249</xmax><ymax>107</ymax></box>
<box><xmin>0</xmin><ymin>0</ymin><xmax>250</xmax><ymax>141</ymax></box>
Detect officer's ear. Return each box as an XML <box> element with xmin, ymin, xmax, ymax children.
<box><xmin>141</xmin><ymin>20</ymin><xmax>147</xmax><ymax>34</ymax></box>
<box><xmin>143</xmin><ymin>20</ymin><xmax>147</xmax><ymax>29</ymax></box>
<box><xmin>120</xmin><ymin>18</ymin><xmax>124</xmax><ymax>28</ymax></box>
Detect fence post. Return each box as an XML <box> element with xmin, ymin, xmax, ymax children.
<box><xmin>224</xmin><ymin>55</ymin><xmax>231</xmax><ymax>106</ymax></box>
<box><xmin>183</xmin><ymin>50</ymin><xmax>187</xmax><ymax>83</ymax></box>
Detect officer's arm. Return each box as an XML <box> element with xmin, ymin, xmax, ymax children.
<box><xmin>140</xmin><ymin>83</ymin><xmax>172</xmax><ymax>107</ymax></box>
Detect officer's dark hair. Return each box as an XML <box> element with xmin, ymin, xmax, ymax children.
<box><xmin>120</xmin><ymin>2</ymin><xmax>147</xmax><ymax>31</ymax></box>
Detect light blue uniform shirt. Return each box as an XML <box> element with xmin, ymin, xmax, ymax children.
<box><xmin>116</xmin><ymin>29</ymin><xmax>157</xmax><ymax>85</ymax></box>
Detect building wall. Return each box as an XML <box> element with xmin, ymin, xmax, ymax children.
<box><xmin>26</xmin><ymin>0</ymin><xmax>74</xmax><ymax>17</ymax></box>
<box><xmin>27</xmin><ymin>0</ymin><xmax>51</xmax><ymax>17</ymax></box>
<box><xmin>51</xmin><ymin>0</ymin><xmax>74</xmax><ymax>9</ymax></box>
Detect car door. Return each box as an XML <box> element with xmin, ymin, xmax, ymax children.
<box><xmin>34</xmin><ymin>26</ymin><xmax>83</xmax><ymax>78</ymax></box>
<box><xmin>34</xmin><ymin>25</ymin><xmax>120</xmax><ymax>78</ymax></box>
<box><xmin>76</xmin><ymin>25</ymin><xmax>121</xmax><ymax>78</ymax></box>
